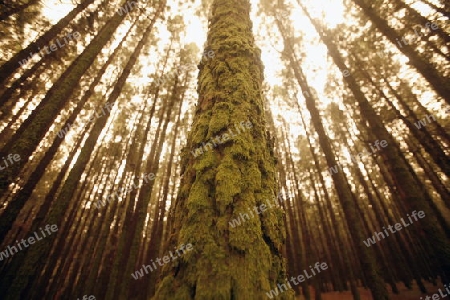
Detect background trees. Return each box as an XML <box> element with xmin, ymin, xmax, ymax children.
<box><xmin>0</xmin><ymin>0</ymin><xmax>448</xmax><ymax>299</ymax></box>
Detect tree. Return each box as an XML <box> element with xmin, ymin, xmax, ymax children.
<box><xmin>153</xmin><ymin>0</ymin><xmax>292</xmax><ymax>298</ymax></box>
<box><xmin>0</xmin><ymin>0</ymin><xmax>131</xmax><ymax>199</ymax></box>
<box><xmin>351</xmin><ymin>0</ymin><xmax>450</xmax><ymax>103</ymax></box>
<box><xmin>299</xmin><ymin>2</ymin><xmax>450</xmax><ymax>285</ymax></box>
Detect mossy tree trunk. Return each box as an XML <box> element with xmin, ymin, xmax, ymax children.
<box><xmin>153</xmin><ymin>0</ymin><xmax>292</xmax><ymax>299</ymax></box>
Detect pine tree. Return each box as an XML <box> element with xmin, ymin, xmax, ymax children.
<box><xmin>153</xmin><ymin>0</ymin><xmax>292</xmax><ymax>298</ymax></box>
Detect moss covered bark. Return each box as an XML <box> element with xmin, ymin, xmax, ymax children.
<box><xmin>153</xmin><ymin>0</ymin><xmax>292</xmax><ymax>299</ymax></box>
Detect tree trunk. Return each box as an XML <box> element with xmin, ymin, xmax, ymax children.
<box><xmin>0</xmin><ymin>21</ymin><xmax>134</xmax><ymax>243</ymax></box>
<box><xmin>351</xmin><ymin>0</ymin><xmax>450</xmax><ymax>103</ymax></box>
<box><xmin>276</xmin><ymin>9</ymin><xmax>388</xmax><ymax>299</ymax></box>
<box><xmin>0</xmin><ymin>0</ymin><xmax>96</xmax><ymax>85</ymax></box>
<box><xmin>0</xmin><ymin>0</ymin><xmax>41</xmax><ymax>21</ymax></box>
<box><xmin>301</xmin><ymin>3</ymin><xmax>450</xmax><ymax>284</ymax></box>
<box><xmin>0</xmin><ymin>2</ymin><xmax>130</xmax><ymax>199</ymax></box>
<box><xmin>153</xmin><ymin>0</ymin><xmax>291</xmax><ymax>298</ymax></box>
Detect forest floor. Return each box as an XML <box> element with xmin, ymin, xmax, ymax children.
<box><xmin>296</xmin><ymin>282</ymin><xmax>445</xmax><ymax>299</ymax></box>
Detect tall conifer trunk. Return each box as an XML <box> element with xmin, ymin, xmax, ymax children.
<box><xmin>153</xmin><ymin>0</ymin><xmax>291</xmax><ymax>298</ymax></box>
<box><xmin>299</xmin><ymin>2</ymin><xmax>450</xmax><ymax>285</ymax></box>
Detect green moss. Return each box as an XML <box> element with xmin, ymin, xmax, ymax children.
<box><xmin>191</xmin><ymin>111</ymin><xmax>212</xmax><ymax>144</ymax></box>
<box><xmin>227</xmin><ymin>135</ymin><xmax>252</xmax><ymax>160</ymax></box>
<box><xmin>186</xmin><ymin>179</ymin><xmax>210</xmax><ymax>210</ymax></box>
<box><xmin>215</xmin><ymin>157</ymin><xmax>241</xmax><ymax>213</ymax></box>
<box><xmin>208</xmin><ymin>102</ymin><xmax>232</xmax><ymax>136</ymax></box>
<box><xmin>243</xmin><ymin>163</ymin><xmax>262</xmax><ymax>191</ymax></box>
<box><xmin>193</xmin><ymin>150</ymin><xmax>217</xmax><ymax>173</ymax></box>
<box><xmin>154</xmin><ymin>0</ymin><xmax>291</xmax><ymax>298</ymax></box>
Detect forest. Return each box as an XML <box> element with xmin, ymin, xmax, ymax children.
<box><xmin>0</xmin><ymin>0</ymin><xmax>449</xmax><ymax>299</ymax></box>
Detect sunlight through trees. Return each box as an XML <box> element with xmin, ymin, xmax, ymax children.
<box><xmin>0</xmin><ymin>0</ymin><xmax>448</xmax><ymax>299</ymax></box>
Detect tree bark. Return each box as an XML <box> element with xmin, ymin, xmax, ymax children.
<box><xmin>153</xmin><ymin>0</ymin><xmax>291</xmax><ymax>298</ymax></box>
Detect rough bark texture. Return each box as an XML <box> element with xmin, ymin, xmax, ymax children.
<box><xmin>153</xmin><ymin>0</ymin><xmax>291</xmax><ymax>298</ymax></box>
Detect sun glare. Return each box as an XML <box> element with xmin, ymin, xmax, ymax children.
<box><xmin>41</xmin><ymin>0</ymin><xmax>74</xmax><ymax>23</ymax></box>
<box><xmin>40</xmin><ymin>0</ymin><xmax>347</xmax><ymax>141</ymax></box>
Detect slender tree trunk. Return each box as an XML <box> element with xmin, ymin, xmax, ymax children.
<box><xmin>0</xmin><ymin>0</ymin><xmax>40</xmax><ymax>21</ymax></box>
<box><xmin>275</xmin><ymin>10</ymin><xmax>388</xmax><ymax>299</ymax></box>
<box><xmin>0</xmin><ymin>2</ymin><xmax>130</xmax><ymax>199</ymax></box>
<box><xmin>144</xmin><ymin>72</ymin><xmax>187</xmax><ymax>300</ymax></box>
<box><xmin>300</xmin><ymin>3</ymin><xmax>450</xmax><ymax>284</ymax></box>
<box><xmin>421</xmin><ymin>0</ymin><xmax>450</xmax><ymax>18</ymax></box>
<box><xmin>0</xmin><ymin>0</ymin><xmax>96</xmax><ymax>85</ymax></box>
<box><xmin>351</xmin><ymin>0</ymin><xmax>450</xmax><ymax>103</ymax></box>
<box><xmin>408</xmin><ymin>138</ymin><xmax>450</xmax><ymax>207</ymax></box>
<box><xmin>298</xmin><ymin>96</ymin><xmax>361</xmax><ymax>298</ymax></box>
<box><xmin>359</xmin><ymin>69</ymin><xmax>450</xmax><ymax>177</ymax></box>
<box><xmin>0</xmin><ymin>6</ymin><xmax>156</xmax><ymax>295</ymax></box>
<box><xmin>0</xmin><ymin>56</ymin><xmax>45</xmax><ymax>109</ymax></box>
<box><xmin>0</xmin><ymin>21</ymin><xmax>134</xmax><ymax>243</ymax></box>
